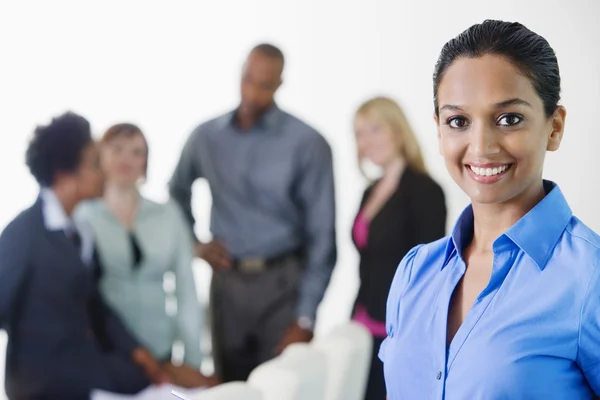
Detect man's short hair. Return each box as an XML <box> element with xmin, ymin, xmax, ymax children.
<box><xmin>251</xmin><ymin>43</ymin><xmax>285</xmax><ymax>70</ymax></box>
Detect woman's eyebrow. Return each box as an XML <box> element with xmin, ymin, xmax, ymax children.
<box><xmin>439</xmin><ymin>98</ymin><xmax>533</xmax><ymax>113</ymax></box>
<box><xmin>494</xmin><ymin>98</ymin><xmax>533</xmax><ymax>109</ymax></box>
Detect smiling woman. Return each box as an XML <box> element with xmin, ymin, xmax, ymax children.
<box><xmin>435</xmin><ymin>48</ymin><xmax>565</xmax><ymax>206</ymax></box>
<box><xmin>379</xmin><ymin>20</ymin><xmax>600</xmax><ymax>399</ymax></box>
<box><xmin>440</xmin><ymin>96</ymin><xmax>539</xmax><ymax>184</ymax></box>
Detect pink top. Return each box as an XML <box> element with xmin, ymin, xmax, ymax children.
<box><xmin>352</xmin><ymin>210</ymin><xmax>370</xmax><ymax>249</ymax></box>
<box><xmin>352</xmin><ymin>210</ymin><xmax>387</xmax><ymax>338</ymax></box>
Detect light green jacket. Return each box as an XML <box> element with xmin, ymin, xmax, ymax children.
<box><xmin>75</xmin><ymin>196</ymin><xmax>202</xmax><ymax>368</ymax></box>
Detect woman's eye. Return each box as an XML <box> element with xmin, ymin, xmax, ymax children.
<box><xmin>447</xmin><ymin>117</ymin><xmax>468</xmax><ymax>129</ymax></box>
<box><xmin>498</xmin><ymin>114</ymin><xmax>523</xmax><ymax>126</ymax></box>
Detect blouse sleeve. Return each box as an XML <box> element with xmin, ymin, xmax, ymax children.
<box><xmin>378</xmin><ymin>244</ymin><xmax>422</xmax><ymax>363</ymax></box>
<box><xmin>169</xmin><ymin>200</ymin><xmax>203</xmax><ymax>369</ymax></box>
<box><xmin>577</xmin><ymin>264</ymin><xmax>600</xmax><ymax>395</ymax></box>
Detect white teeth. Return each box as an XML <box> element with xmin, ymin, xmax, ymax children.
<box><xmin>469</xmin><ymin>165</ymin><xmax>509</xmax><ymax>177</ymax></box>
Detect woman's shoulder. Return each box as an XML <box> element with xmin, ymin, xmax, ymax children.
<box><xmin>139</xmin><ymin>196</ymin><xmax>165</xmax><ymax>212</ymax></box>
<box><xmin>73</xmin><ymin>199</ymin><xmax>104</xmax><ymax>221</ymax></box>
<box><xmin>0</xmin><ymin>202</ymin><xmax>41</xmax><ymax>247</ymax></box>
<box><xmin>560</xmin><ymin>216</ymin><xmax>600</xmax><ymax>282</ymax></box>
<box><xmin>388</xmin><ymin>236</ymin><xmax>451</xmax><ymax>296</ymax></box>
<box><xmin>405</xmin><ymin>168</ymin><xmax>444</xmax><ymax>194</ymax></box>
<box><xmin>565</xmin><ymin>216</ymin><xmax>600</xmax><ymax>251</ymax></box>
<box><xmin>140</xmin><ymin>197</ymin><xmax>186</xmax><ymax>222</ymax></box>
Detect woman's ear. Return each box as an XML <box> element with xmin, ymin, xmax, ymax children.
<box><xmin>547</xmin><ymin>106</ymin><xmax>566</xmax><ymax>152</ymax></box>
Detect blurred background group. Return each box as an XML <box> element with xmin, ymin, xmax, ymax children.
<box><xmin>0</xmin><ymin>1</ymin><xmax>598</xmax><ymax>399</ymax></box>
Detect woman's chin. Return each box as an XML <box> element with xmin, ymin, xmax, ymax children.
<box><xmin>108</xmin><ymin>177</ymin><xmax>139</xmax><ymax>188</ymax></box>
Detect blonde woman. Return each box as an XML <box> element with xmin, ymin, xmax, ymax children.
<box><xmin>351</xmin><ymin>97</ymin><xmax>446</xmax><ymax>399</ymax></box>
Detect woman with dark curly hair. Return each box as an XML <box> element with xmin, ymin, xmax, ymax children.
<box><xmin>0</xmin><ymin>112</ymin><xmax>169</xmax><ymax>399</ymax></box>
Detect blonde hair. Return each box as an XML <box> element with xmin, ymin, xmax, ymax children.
<box><xmin>355</xmin><ymin>96</ymin><xmax>428</xmax><ymax>176</ymax></box>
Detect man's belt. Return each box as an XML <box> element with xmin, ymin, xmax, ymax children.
<box><xmin>232</xmin><ymin>248</ymin><xmax>304</xmax><ymax>273</ymax></box>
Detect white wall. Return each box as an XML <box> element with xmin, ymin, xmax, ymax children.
<box><xmin>0</xmin><ymin>0</ymin><xmax>598</xmax><ymax>397</ymax></box>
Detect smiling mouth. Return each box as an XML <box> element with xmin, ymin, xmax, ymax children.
<box><xmin>467</xmin><ymin>164</ymin><xmax>513</xmax><ymax>177</ymax></box>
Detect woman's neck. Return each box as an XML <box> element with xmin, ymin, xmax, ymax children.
<box><xmin>382</xmin><ymin>157</ymin><xmax>406</xmax><ymax>182</ymax></box>
<box><xmin>51</xmin><ymin>185</ymin><xmax>79</xmax><ymax>216</ymax></box>
<box><xmin>470</xmin><ymin>183</ymin><xmax>546</xmax><ymax>253</ymax></box>
<box><xmin>103</xmin><ymin>182</ymin><xmax>139</xmax><ymax>212</ymax></box>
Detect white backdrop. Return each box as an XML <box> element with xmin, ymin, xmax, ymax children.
<box><xmin>0</xmin><ymin>0</ymin><xmax>599</xmax><ymax>397</ymax></box>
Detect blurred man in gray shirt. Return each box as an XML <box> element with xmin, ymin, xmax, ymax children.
<box><xmin>169</xmin><ymin>43</ymin><xmax>336</xmax><ymax>382</ymax></box>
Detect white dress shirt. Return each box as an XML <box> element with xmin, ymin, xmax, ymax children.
<box><xmin>40</xmin><ymin>188</ymin><xmax>95</xmax><ymax>264</ymax></box>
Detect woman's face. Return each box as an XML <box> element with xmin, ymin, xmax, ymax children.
<box><xmin>355</xmin><ymin>114</ymin><xmax>400</xmax><ymax>167</ymax></box>
<box><xmin>101</xmin><ymin>134</ymin><xmax>147</xmax><ymax>187</ymax></box>
<box><xmin>73</xmin><ymin>142</ymin><xmax>104</xmax><ymax>200</ymax></box>
<box><xmin>436</xmin><ymin>54</ymin><xmax>566</xmax><ymax>206</ymax></box>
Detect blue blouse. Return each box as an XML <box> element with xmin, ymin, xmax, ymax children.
<box><xmin>380</xmin><ymin>182</ymin><xmax>600</xmax><ymax>399</ymax></box>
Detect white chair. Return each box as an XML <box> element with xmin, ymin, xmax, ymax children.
<box><xmin>92</xmin><ymin>384</ymin><xmax>206</xmax><ymax>400</ymax></box>
<box><xmin>194</xmin><ymin>382</ymin><xmax>263</xmax><ymax>400</ymax></box>
<box><xmin>312</xmin><ymin>321</ymin><xmax>373</xmax><ymax>400</ymax></box>
<box><xmin>247</xmin><ymin>358</ymin><xmax>298</xmax><ymax>400</ymax></box>
<box><xmin>248</xmin><ymin>343</ymin><xmax>327</xmax><ymax>400</ymax></box>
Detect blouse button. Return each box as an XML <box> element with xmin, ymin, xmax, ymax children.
<box><xmin>436</xmin><ymin>371</ymin><xmax>442</xmax><ymax>380</ymax></box>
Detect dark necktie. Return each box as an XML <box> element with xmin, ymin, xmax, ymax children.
<box><xmin>67</xmin><ymin>229</ymin><xmax>82</xmax><ymax>255</ymax></box>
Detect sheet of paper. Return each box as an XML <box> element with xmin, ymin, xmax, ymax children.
<box><xmin>91</xmin><ymin>384</ymin><xmax>205</xmax><ymax>400</ymax></box>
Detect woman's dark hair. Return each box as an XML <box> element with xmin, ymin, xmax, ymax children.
<box><xmin>101</xmin><ymin>123</ymin><xmax>149</xmax><ymax>177</ymax></box>
<box><xmin>25</xmin><ymin>111</ymin><xmax>93</xmax><ymax>187</ymax></box>
<box><xmin>433</xmin><ymin>19</ymin><xmax>561</xmax><ymax>118</ymax></box>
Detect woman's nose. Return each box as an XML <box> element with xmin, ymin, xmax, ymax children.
<box><xmin>470</xmin><ymin>122</ymin><xmax>500</xmax><ymax>157</ymax></box>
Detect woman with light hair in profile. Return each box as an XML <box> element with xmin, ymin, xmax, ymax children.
<box><xmin>351</xmin><ymin>96</ymin><xmax>447</xmax><ymax>400</ymax></box>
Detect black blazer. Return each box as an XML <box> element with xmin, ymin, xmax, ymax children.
<box><xmin>0</xmin><ymin>198</ymin><xmax>148</xmax><ymax>399</ymax></box>
<box><xmin>352</xmin><ymin>167</ymin><xmax>447</xmax><ymax>323</ymax></box>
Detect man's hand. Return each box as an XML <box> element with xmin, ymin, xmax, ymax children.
<box><xmin>131</xmin><ymin>347</ymin><xmax>171</xmax><ymax>385</ymax></box>
<box><xmin>274</xmin><ymin>321</ymin><xmax>314</xmax><ymax>355</ymax></box>
<box><xmin>163</xmin><ymin>362</ymin><xmax>221</xmax><ymax>388</ymax></box>
<box><xmin>195</xmin><ymin>240</ymin><xmax>232</xmax><ymax>270</ymax></box>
